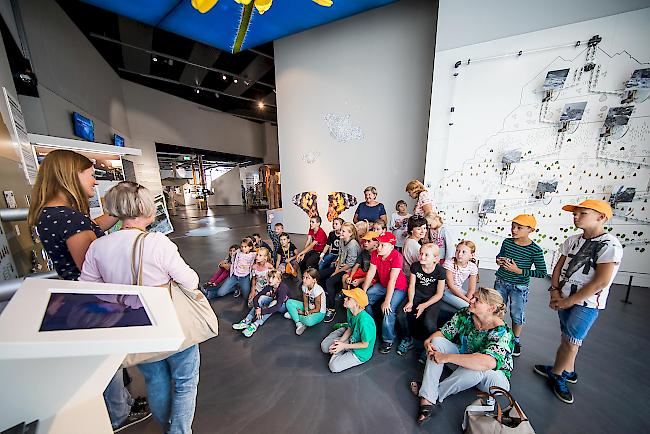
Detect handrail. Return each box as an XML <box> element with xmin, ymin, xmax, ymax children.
<box><xmin>0</xmin><ymin>271</ymin><xmax>59</xmax><ymax>302</ymax></box>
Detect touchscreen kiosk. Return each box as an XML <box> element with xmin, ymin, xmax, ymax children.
<box><xmin>0</xmin><ymin>278</ymin><xmax>184</xmax><ymax>433</ymax></box>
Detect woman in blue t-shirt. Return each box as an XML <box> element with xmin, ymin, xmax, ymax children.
<box><xmin>353</xmin><ymin>186</ymin><xmax>387</xmax><ymax>225</ymax></box>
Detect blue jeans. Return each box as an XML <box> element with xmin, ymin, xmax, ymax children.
<box><xmin>318</xmin><ymin>253</ymin><xmax>338</xmax><ymax>271</ymax></box>
<box><xmin>104</xmin><ymin>369</ymin><xmax>133</xmax><ymax>428</ymax></box>
<box><xmin>558</xmin><ymin>304</ymin><xmax>599</xmax><ymax>346</ymax></box>
<box><xmin>365</xmin><ymin>283</ymin><xmax>408</xmax><ymax>344</ymax></box>
<box><xmin>207</xmin><ymin>275</ymin><xmax>251</xmax><ymax>300</ymax></box>
<box><xmin>138</xmin><ymin>345</ymin><xmax>200</xmax><ymax>434</ymax></box>
<box><xmin>494</xmin><ymin>277</ymin><xmax>529</xmax><ymax>325</ymax></box>
<box><xmin>243</xmin><ymin>295</ymin><xmax>287</xmax><ymax>326</ymax></box>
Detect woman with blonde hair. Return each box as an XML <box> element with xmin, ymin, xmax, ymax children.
<box><xmin>408</xmin><ymin>287</ymin><xmax>514</xmax><ymax>425</ymax></box>
<box><xmin>28</xmin><ymin>151</ymin><xmax>149</xmax><ymax>431</ymax></box>
<box><xmin>28</xmin><ymin>149</ymin><xmax>118</xmax><ymax>280</ymax></box>
<box><xmin>80</xmin><ymin>181</ymin><xmax>201</xmax><ymax>433</ymax></box>
<box><xmin>405</xmin><ymin>180</ymin><xmax>435</xmax><ymax>218</ymax></box>
<box><xmin>353</xmin><ymin>186</ymin><xmax>387</xmax><ymax>225</ymax></box>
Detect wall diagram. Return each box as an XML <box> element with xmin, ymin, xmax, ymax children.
<box><xmin>425</xmin><ymin>9</ymin><xmax>650</xmax><ymax>283</ymax></box>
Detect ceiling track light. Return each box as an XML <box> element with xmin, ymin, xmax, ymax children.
<box><xmin>233</xmin><ymin>78</ymin><xmax>238</xmax><ymax>84</ymax></box>
<box><xmin>195</xmin><ymin>88</ymin><xmax>200</xmax><ymax>94</ymax></box>
<box><xmin>152</xmin><ymin>56</ymin><xmax>158</xmax><ymax>62</ymax></box>
<box><xmin>222</xmin><ymin>74</ymin><xmax>227</xmax><ymax>80</ymax></box>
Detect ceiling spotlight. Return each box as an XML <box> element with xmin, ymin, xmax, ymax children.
<box><xmin>222</xmin><ymin>74</ymin><xmax>227</xmax><ymax>80</ymax></box>
<box><xmin>152</xmin><ymin>56</ymin><xmax>158</xmax><ymax>62</ymax></box>
<box><xmin>233</xmin><ymin>78</ymin><xmax>238</xmax><ymax>84</ymax></box>
<box><xmin>244</xmin><ymin>80</ymin><xmax>250</xmax><ymax>86</ymax></box>
<box><xmin>214</xmin><ymin>92</ymin><xmax>219</xmax><ymax>98</ymax></box>
<box><xmin>257</xmin><ymin>101</ymin><xmax>264</xmax><ymax>109</ymax></box>
<box><xmin>167</xmin><ymin>59</ymin><xmax>174</xmax><ymax>66</ymax></box>
<box><xmin>195</xmin><ymin>88</ymin><xmax>200</xmax><ymax>94</ymax></box>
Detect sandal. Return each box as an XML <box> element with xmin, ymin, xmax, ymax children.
<box><xmin>409</xmin><ymin>381</ymin><xmax>421</xmax><ymax>397</ymax></box>
<box><xmin>417</xmin><ymin>404</ymin><xmax>434</xmax><ymax>425</ymax></box>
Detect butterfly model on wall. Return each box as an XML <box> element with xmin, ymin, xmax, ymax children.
<box><xmin>292</xmin><ymin>192</ymin><xmax>358</xmax><ymax>221</ymax></box>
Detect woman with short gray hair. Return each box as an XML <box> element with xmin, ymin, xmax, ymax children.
<box><xmin>80</xmin><ymin>181</ymin><xmax>201</xmax><ymax>433</ymax></box>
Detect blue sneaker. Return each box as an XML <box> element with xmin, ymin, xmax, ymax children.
<box><xmin>396</xmin><ymin>338</ymin><xmax>414</xmax><ymax>356</ymax></box>
<box><xmin>534</xmin><ymin>365</ymin><xmax>574</xmax><ymax>404</ymax></box>
<box><xmin>534</xmin><ymin>365</ymin><xmax>578</xmax><ymax>384</ymax></box>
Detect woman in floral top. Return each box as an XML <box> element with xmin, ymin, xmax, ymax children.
<box><xmin>409</xmin><ymin>287</ymin><xmax>514</xmax><ymax>425</ymax></box>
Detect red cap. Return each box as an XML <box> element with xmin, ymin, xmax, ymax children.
<box><xmin>374</xmin><ymin>232</ymin><xmax>397</xmax><ymax>245</ymax></box>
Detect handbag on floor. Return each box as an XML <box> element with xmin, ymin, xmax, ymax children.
<box><xmin>122</xmin><ymin>232</ymin><xmax>219</xmax><ymax>368</ymax></box>
<box><xmin>462</xmin><ymin>386</ymin><xmax>535</xmax><ymax>434</ymax></box>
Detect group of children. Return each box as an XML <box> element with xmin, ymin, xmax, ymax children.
<box><xmin>203</xmin><ymin>197</ymin><xmax>622</xmax><ymax>406</ymax></box>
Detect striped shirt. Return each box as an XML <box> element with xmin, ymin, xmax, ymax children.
<box><xmin>495</xmin><ymin>238</ymin><xmax>548</xmax><ymax>285</ymax></box>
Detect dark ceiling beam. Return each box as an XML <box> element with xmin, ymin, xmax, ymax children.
<box><xmin>117</xmin><ymin>17</ymin><xmax>153</xmax><ymax>74</ymax></box>
<box><xmin>90</xmin><ymin>33</ymin><xmax>275</xmax><ymax>89</ymax></box>
<box><xmin>178</xmin><ymin>43</ymin><xmax>221</xmax><ymax>87</ymax></box>
<box><xmin>118</xmin><ymin>68</ymin><xmax>277</xmax><ymax>108</ymax></box>
<box><xmin>225</xmin><ymin>55</ymin><xmax>274</xmax><ymax>96</ymax></box>
<box><xmin>248</xmin><ymin>48</ymin><xmax>273</xmax><ymax>59</ymax></box>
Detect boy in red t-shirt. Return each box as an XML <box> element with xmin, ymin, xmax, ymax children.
<box><xmin>297</xmin><ymin>215</ymin><xmax>328</xmax><ymax>274</ymax></box>
<box><xmin>361</xmin><ymin>232</ymin><xmax>409</xmax><ymax>354</ymax></box>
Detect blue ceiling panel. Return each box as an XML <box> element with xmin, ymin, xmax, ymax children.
<box><xmin>81</xmin><ymin>0</ymin><xmax>399</xmax><ymax>53</ymax></box>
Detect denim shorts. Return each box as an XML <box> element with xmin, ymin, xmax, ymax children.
<box><xmin>558</xmin><ymin>304</ymin><xmax>599</xmax><ymax>346</ymax></box>
<box><xmin>494</xmin><ymin>277</ymin><xmax>529</xmax><ymax>325</ymax></box>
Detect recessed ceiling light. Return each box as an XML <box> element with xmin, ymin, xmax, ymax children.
<box><xmin>222</xmin><ymin>74</ymin><xmax>227</xmax><ymax>80</ymax></box>
<box><xmin>233</xmin><ymin>78</ymin><xmax>238</xmax><ymax>84</ymax></box>
<box><xmin>257</xmin><ymin>101</ymin><xmax>264</xmax><ymax>109</ymax></box>
<box><xmin>195</xmin><ymin>88</ymin><xmax>200</xmax><ymax>94</ymax></box>
<box><xmin>152</xmin><ymin>56</ymin><xmax>158</xmax><ymax>62</ymax></box>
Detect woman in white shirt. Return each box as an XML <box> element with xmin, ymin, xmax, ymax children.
<box><xmin>80</xmin><ymin>182</ymin><xmax>200</xmax><ymax>434</ymax></box>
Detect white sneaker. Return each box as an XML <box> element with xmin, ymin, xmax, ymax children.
<box><xmin>295</xmin><ymin>322</ymin><xmax>307</xmax><ymax>336</ymax></box>
<box><xmin>284</xmin><ymin>312</ymin><xmax>291</xmax><ymax>319</ymax></box>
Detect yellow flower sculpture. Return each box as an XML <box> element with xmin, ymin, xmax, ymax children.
<box><xmin>192</xmin><ymin>0</ymin><xmax>333</xmax><ymax>15</ymax></box>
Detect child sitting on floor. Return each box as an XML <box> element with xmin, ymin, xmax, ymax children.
<box><xmin>206</xmin><ymin>238</ymin><xmax>256</xmax><ymax>300</ymax></box>
<box><xmin>442</xmin><ymin>240</ymin><xmax>479</xmax><ymax>310</ymax></box>
<box><xmin>320</xmin><ymin>287</ymin><xmax>376</xmax><ymax>373</ymax></box>
<box><xmin>397</xmin><ymin>243</ymin><xmax>446</xmax><ymax>356</ymax></box>
<box><xmin>276</xmin><ymin>233</ymin><xmax>299</xmax><ymax>277</ymax></box>
<box><xmin>343</xmin><ymin>231</ymin><xmax>379</xmax><ymax>289</ymax></box>
<box><xmin>284</xmin><ymin>268</ymin><xmax>326</xmax><ymax>335</ymax></box>
<box><xmin>425</xmin><ymin>213</ymin><xmax>454</xmax><ymax>265</ymax></box>
<box><xmin>252</xmin><ymin>233</ymin><xmax>273</xmax><ymax>254</ymax></box>
<box><xmin>319</xmin><ymin>217</ymin><xmax>343</xmax><ymax>271</ymax></box>
<box><xmin>233</xmin><ymin>270</ymin><xmax>289</xmax><ymax>337</ymax></box>
<box><xmin>205</xmin><ymin>244</ymin><xmax>238</xmax><ymax>287</ymax></box>
<box><xmin>389</xmin><ymin>200</ymin><xmax>411</xmax><ymax>253</ymax></box>
<box><xmin>248</xmin><ymin>247</ymin><xmax>274</xmax><ymax>307</ymax></box>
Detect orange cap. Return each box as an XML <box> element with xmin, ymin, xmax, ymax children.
<box><xmin>361</xmin><ymin>231</ymin><xmax>380</xmax><ymax>241</ymax></box>
<box><xmin>512</xmin><ymin>214</ymin><xmax>537</xmax><ymax>229</ymax></box>
<box><xmin>342</xmin><ymin>287</ymin><xmax>369</xmax><ymax>309</ymax></box>
<box><xmin>562</xmin><ymin>200</ymin><xmax>613</xmax><ymax>220</ymax></box>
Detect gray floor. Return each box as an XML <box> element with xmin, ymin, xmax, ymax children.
<box><xmin>126</xmin><ymin>206</ymin><xmax>650</xmax><ymax>434</ymax></box>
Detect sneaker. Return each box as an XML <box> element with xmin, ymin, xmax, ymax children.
<box><xmin>379</xmin><ymin>341</ymin><xmax>393</xmax><ymax>354</ymax></box>
<box><xmin>283</xmin><ymin>311</ymin><xmax>292</xmax><ymax>319</ymax></box>
<box><xmin>533</xmin><ymin>365</ymin><xmax>578</xmax><ymax>384</ymax></box>
<box><xmin>242</xmin><ymin>323</ymin><xmax>258</xmax><ymax>337</ymax></box>
<box><xmin>513</xmin><ymin>341</ymin><xmax>521</xmax><ymax>357</ymax></box>
<box><xmin>233</xmin><ymin>289</ymin><xmax>241</xmax><ymax>298</ymax></box>
<box><xmin>534</xmin><ymin>365</ymin><xmax>574</xmax><ymax>404</ymax></box>
<box><xmin>295</xmin><ymin>322</ymin><xmax>307</xmax><ymax>335</ymax></box>
<box><xmin>550</xmin><ymin>375</ymin><xmax>574</xmax><ymax>404</ymax></box>
<box><xmin>324</xmin><ymin>309</ymin><xmax>336</xmax><ymax>323</ymax></box>
<box><xmin>232</xmin><ymin>320</ymin><xmax>249</xmax><ymax>330</ymax></box>
<box><xmin>113</xmin><ymin>407</ymin><xmax>152</xmax><ymax>433</ymax></box>
<box><xmin>396</xmin><ymin>338</ymin><xmax>414</xmax><ymax>356</ymax></box>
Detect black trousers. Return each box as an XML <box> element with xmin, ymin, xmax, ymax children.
<box><xmin>299</xmin><ymin>250</ymin><xmax>320</xmax><ymax>274</ymax></box>
<box><xmin>397</xmin><ymin>297</ymin><xmax>441</xmax><ymax>341</ymax></box>
<box><xmin>324</xmin><ymin>270</ymin><xmax>347</xmax><ymax>309</ymax></box>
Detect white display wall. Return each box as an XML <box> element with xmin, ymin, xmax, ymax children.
<box><xmin>425</xmin><ymin>8</ymin><xmax>650</xmax><ymax>285</ymax></box>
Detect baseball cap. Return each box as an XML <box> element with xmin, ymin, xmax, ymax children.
<box><xmin>374</xmin><ymin>232</ymin><xmax>397</xmax><ymax>245</ymax></box>
<box><xmin>512</xmin><ymin>214</ymin><xmax>537</xmax><ymax>229</ymax></box>
<box><xmin>342</xmin><ymin>287</ymin><xmax>369</xmax><ymax>309</ymax></box>
<box><xmin>562</xmin><ymin>200</ymin><xmax>613</xmax><ymax>220</ymax></box>
<box><xmin>362</xmin><ymin>231</ymin><xmax>380</xmax><ymax>241</ymax></box>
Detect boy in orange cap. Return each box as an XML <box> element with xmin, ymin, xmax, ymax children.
<box><xmin>495</xmin><ymin>214</ymin><xmax>548</xmax><ymax>357</ymax></box>
<box><xmin>320</xmin><ymin>287</ymin><xmax>376</xmax><ymax>372</ymax></box>
<box><xmin>534</xmin><ymin>200</ymin><xmax>622</xmax><ymax>404</ymax></box>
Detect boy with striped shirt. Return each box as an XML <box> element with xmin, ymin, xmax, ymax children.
<box><xmin>495</xmin><ymin>214</ymin><xmax>548</xmax><ymax>357</ymax></box>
